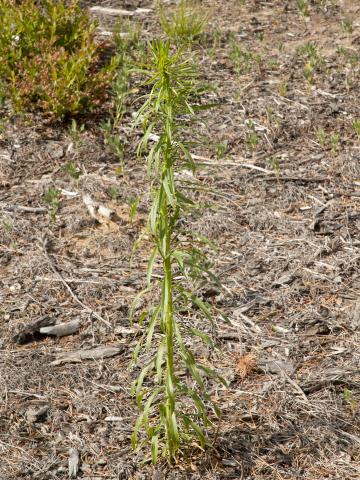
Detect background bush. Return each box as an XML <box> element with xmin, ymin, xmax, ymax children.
<box><xmin>0</xmin><ymin>0</ymin><xmax>116</xmax><ymax>118</ymax></box>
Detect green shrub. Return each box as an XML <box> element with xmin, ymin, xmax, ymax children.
<box><xmin>0</xmin><ymin>0</ymin><xmax>117</xmax><ymax>118</ymax></box>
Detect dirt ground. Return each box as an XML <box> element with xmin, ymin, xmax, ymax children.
<box><xmin>1</xmin><ymin>1</ymin><xmax>360</xmax><ymax>479</ymax></box>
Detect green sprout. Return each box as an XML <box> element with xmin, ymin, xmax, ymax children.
<box><xmin>342</xmin><ymin>388</ymin><xmax>356</xmax><ymax>414</ymax></box>
<box><xmin>43</xmin><ymin>187</ymin><xmax>61</xmax><ymax>221</ymax></box>
<box><xmin>330</xmin><ymin>133</ymin><xmax>340</xmax><ymax>154</ymax></box>
<box><xmin>68</xmin><ymin>119</ymin><xmax>85</xmax><ymax>147</ymax></box>
<box><xmin>158</xmin><ymin>0</ymin><xmax>207</xmax><ymax>46</ymax></box>
<box><xmin>341</xmin><ymin>19</ymin><xmax>353</xmax><ymax>34</ymax></box>
<box><xmin>278</xmin><ymin>81</ymin><xmax>288</xmax><ymax>97</ymax></box>
<box><xmin>352</xmin><ymin>119</ymin><xmax>360</xmax><ymax>140</ymax></box>
<box><xmin>215</xmin><ymin>141</ymin><xmax>228</xmax><ymax>159</ymax></box>
<box><xmin>129</xmin><ymin>197</ymin><xmax>139</xmax><ymax>224</ymax></box>
<box><xmin>297</xmin><ymin>0</ymin><xmax>310</xmax><ymax>18</ymax></box>
<box><xmin>316</xmin><ymin>128</ymin><xmax>326</xmax><ymax>149</ymax></box>
<box><xmin>268</xmin><ymin>156</ymin><xmax>281</xmax><ymax>177</ymax></box>
<box><xmin>64</xmin><ymin>161</ymin><xmax>81</xmax><ymax>180</ymax></box>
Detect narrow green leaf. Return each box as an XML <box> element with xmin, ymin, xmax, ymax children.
<box><xmin>149</xmin><ymin>188</ymin><xmax>160</xmax><ymax>234</ymax></box>
<box><xmin>135</xmin><ymin>361</ymin><xmax>154</xmax><ymax>407</ymax></box>
<box><xmin>145</xmin><ymin>305</ymin><xmax>161</xmax><ymax>351</ymax></box>
<box><xmin>155</xmin><ymin>337</ymin><xmax>166</xmax><ymax>383</ymax></box>
<box><xmin>197</xmin><ymin>364</ymin><xmax>228</xmax><ymax>388</ymax></box>
<box><xmin>142</xmin><ymin>386</ymin><xmax>162</xmax><ymax>431</ymax></box>
<box><xmin>151</xmin><ymin>435</ymin><xmax>159</xmax><ymax>464</ymax></box>
<box><xmin>147</xmin><ymin>246</ymin><xmax>158</xmax><ymax>287</ymax></box>
<box><xmin>189</xmin><ymin>327</ymin><xmax>213</xmax><ymax>347</ymax></box>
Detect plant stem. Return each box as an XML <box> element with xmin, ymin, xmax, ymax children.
<box><xmin>162</xmin><ymin>142</ymin><xmax>177</xmax><ymax>455</ymax></box>
<box><xmin>164</xmin><ymin>220</ymin><xmax>176</xmax><ymax>453</ymax></box>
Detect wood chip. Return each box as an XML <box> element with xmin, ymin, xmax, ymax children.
<box><xmin>89</xmin><ymin>6</ymin><xmax>151</xmax><ymax>16</ymax></box>
<box><xmin>68</xmin><ymin>448</ymin><xmax>80</xmax><ymax>478</ymax></box>
<box><xmin>104</xmin><ymin>416</ymin><xmax>123</xmax><ymax>422</ymax></box>
<box><xmin>50</xmin><ymin>345</ymin><xmax>124</xmax><ymax>366</ymax></box>
<box><xmin>83</xmin><ymin>194</ymin><xmax>117</xmax><ymax>223</ymax></box>
<box><xmin>272</xmin><ymin>273</ymin><xmax>296</xmax><ymax>287</ymax></box>
<box><xmin>40</xmin><ymin>319</ymin><xmax>81</xmax><ymax>337</ymax></box>
<box><xmin>114</xmin><ymin>325</ymin><xmax>137</xmax><ymax>336</ymax></box>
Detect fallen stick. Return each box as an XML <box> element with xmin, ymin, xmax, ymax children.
<box><xmin>35</xmin><ymin>276</ymin><xmax>111</xmax><ymax>285</ymax></box>
<box><xmin>50</xmin><ymin>345</ymin><xmax>124</xmax><ymax>366</ymax></box>
<box><xmin>40</xmin><ymin>237</ymin><xmax>111</xmax><ymax>327</ymax></box>
<box><xmin>1</xmin><ymin>203</ymin><xmax>47</xmax><ymax>213</ymax></box>
<box><xmin>40</xmin><ymin>319</ymin><xmax>81</xmax><ymax>337</ymax></box>
<box><xmin>90</xmin><ymin>6</ymin><xmax>151</xmax><ymax>16</ymax></box>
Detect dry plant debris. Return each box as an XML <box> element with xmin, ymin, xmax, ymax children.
<box><xmin>1</xmin><ymin>0</ymin><xmax>360</xmax><ymax>478</ymax></box>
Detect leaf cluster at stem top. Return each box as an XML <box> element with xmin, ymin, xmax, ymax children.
<box><xmin>135</xmin><ymin>40</ymin><xmax>199</xmax><ymax>161</ymax></box>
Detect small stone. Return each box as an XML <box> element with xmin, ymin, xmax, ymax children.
<box><xmin>46</xmin><ymin>142</ymin><xmax>64</xmax><ymax>159</ymax></box>
<box><xmin>272</xmin><ymin>273</ymin><xmax>296</xmax><ymax>287</ymax></box>
<box><xmin>26</xmin><ymin>405</ymin><xmax>50</xmax><ymax>423</ymax></box>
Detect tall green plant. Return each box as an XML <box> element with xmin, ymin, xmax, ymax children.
<box><xmin>131</xmin><ymin>40</ymin><xmax>225</xmax><ymax>462</ymax></box>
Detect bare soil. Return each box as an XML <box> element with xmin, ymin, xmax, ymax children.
<box><xmin>1</xmin><ymin>1</ymin><xmax>360</xmax><ymax>479</ymax></box>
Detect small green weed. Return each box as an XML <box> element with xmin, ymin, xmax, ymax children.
<box><xmin>215</xmin><ymin>141</ymin><xmax>229</xmax><ymax>159</ymax></box>
<box><xmin>342</xmin><ymin>388</ymin><xmax>356</xmax><ymax>414</ymax></box>
<box><xmin>129</xmin><ymin>197</ymin><xmax>139</xmax><ymax>224</ymax></box>
<box><xmin>246</xmin><ymin>120</ymin><xmax>259</xmax><ymax>154</ymax></box>
<box><xmin>303</xmin><ymin>63</ymin><xmax>315</xmax><ymax>84</ymax></box>
<box><xmin>43</xmin><ymin>187</ymin><xmax>61</xmax><ymax>221</ymax></box>
<box><xmin>352</xmin><ymin>119</ymin><xmax>360</xmax><ymax>140</ymax></box>
<box><xmin>316</xmin><ymin>127</ymin><xmax>326</xmax><ymax>148</ymax></box>
<box><xmin>102</xmin><ymin>119</ymin><xmax>125</xmax><ymax>165</ymax></box>
<box><xmin>107</xmin><ymin>186</ymin><xmax>120</xmax><ymax>200</ymax></box>
<box><xmin>297</xmin><ymin>42</ymin><xmax>324</xmax><ymax>85</ymax></box>
<box><xmin>268</xmin><ymin>156</ymin><xmax>280</xmax><ymax>176</ymax></box>
<box><xmin>267</xmin><ymin>59</ymin><xmax>280</xmax><ymax>70</ymax></box>
<box><xmin>2</xmin><ymin>220</ymin><xmax>13</xmax><ymax>234</ymax></box>
<box><xmin>298</xmin><ymin>42</ymin><xmax>324</xmax><ymax>66</ymax></box>
<box><xmin>158</xmin><ymin>0</ymin><xmax>207</xmax><ymax>46</ymax></box>
<box><xmin>101</xmin><ymin>21</ymin><xmax>145</xmax><ymax>169</ymax></box>
<box><xmin>330</xmin><ymin>133</ymin><xmax>340</xmax><ymax>154</ymax></box>
<box><xmin>0</xmin><ymin>0</ymin><xmax>117</xmax><ymax>118</ymax></box>
<box><xmin>336</xmin><ymin>45</ymin><xmax>347</xmax><ymax>57</ymax></box>
<box><xmin>265</xmin><ymin>106</ymin><xmax>273</xmax><ymax>124</ymax></box>
<box><xmin>115</xmin><ymin>165</ymin><xmax>124</xmax><ymax>176</ymax></box>
<box><xmin>112</xmin><ymin>20</ymin><xmax>145</xmax><ymax>127</ymax></box>
<box><xmin>297</xmin><ymin>0</ymin><xmax>310</xmax><ymax>18</ymax></box>
<box><xmin>278</xmin><ymin>81</ymin><xmax>288</xmax><ymax>97</ymax></box>
<box><xmin>246</xmin><ymin>131</ymin><xmax>259</xmax><ymax>154</ymax></box>
<box><xmin>64</xmin><ymin>161</ymin><xmax>81</xmax><ymax>180</ymax></box>
<box><xmin>230</xmin><ymin>43</ymin><xmax>261</xmax><ymax>76</ymax></box>
<box><xmin>341</xmin><ymin>19</ymin><xmax>353</xmax><ymax>34</ymax></box>
<box><xmin>68</xmin><ymin>119</ymin><xmax>85</xmax><ymax>147</ymax></box>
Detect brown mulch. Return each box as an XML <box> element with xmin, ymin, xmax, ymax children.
<box><xmin>1</xmin><ymin>1</ymin><xmax>360</xmax><ymax>479</ymax></box>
